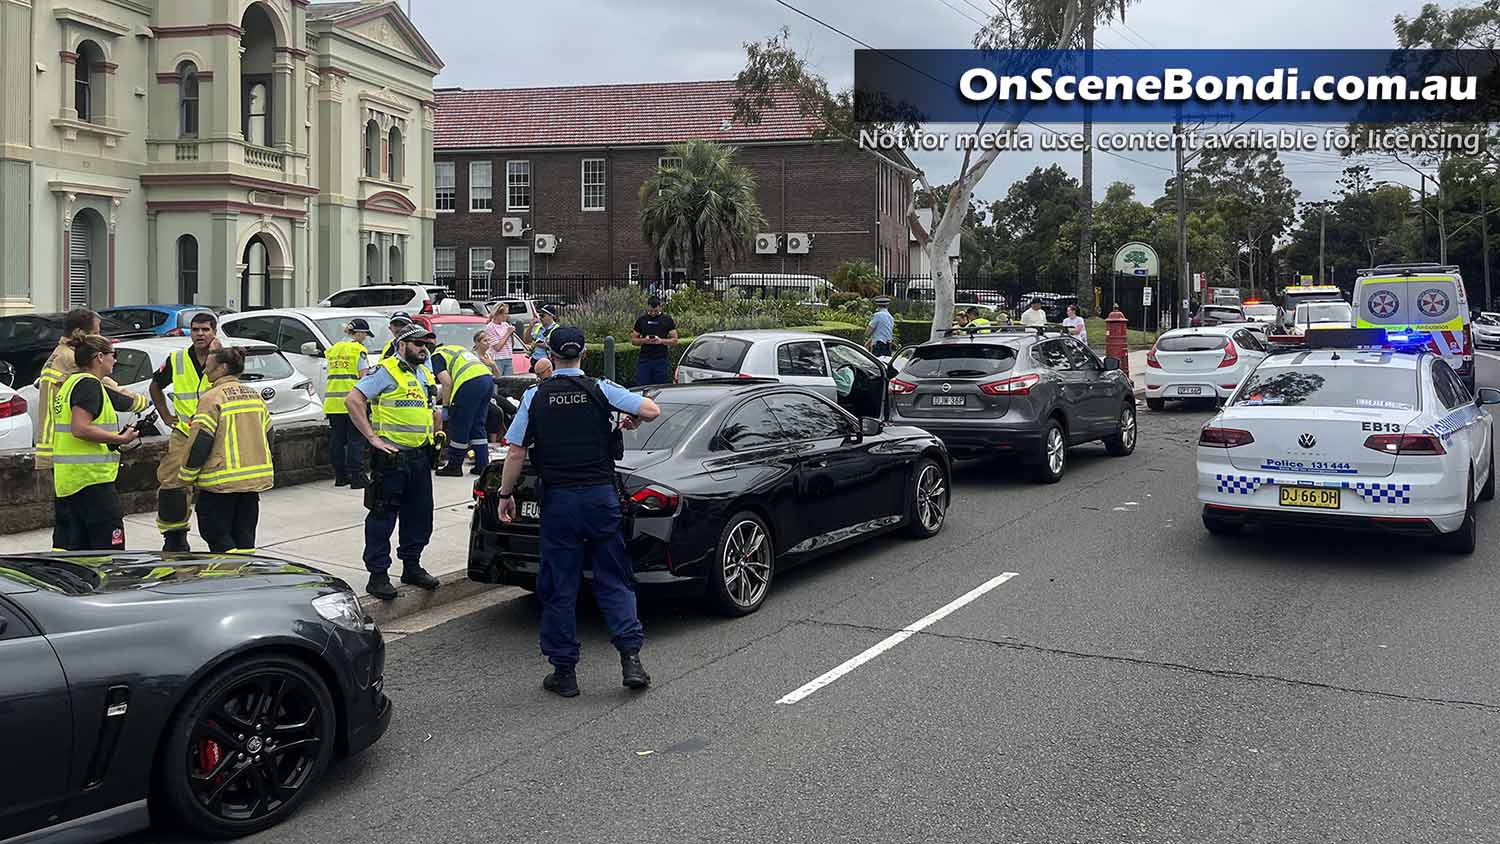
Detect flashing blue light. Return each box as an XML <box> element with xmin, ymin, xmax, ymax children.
<box><xmin>1386</xmin><ymin>332</ymin><xmax>1432</xmax><ymax>347</ymax></box>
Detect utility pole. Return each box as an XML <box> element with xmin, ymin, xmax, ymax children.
<box><xmin>1484</xmin><ymin>177</ymin><xmax>1492</xmax><ymax>309</ymax></box>
<box><xmin>1076</xmin><ymin>1</ymin><xmax>1095</xmax><ymax>313</ymax></box>
<box><xmin>1318</xmin><ymin>203</ymin><xmax>1326</xmax><ymax>284</ymax></box>
<box><xmin>1421</xmin><ymin>177</ymin><xmax>1429</xmax><ymax>257</ymax></box>
<box><xmin>1174</xmin><ymin>117</ymin><xmax>1189</xmax><ymax>329</ymax></box>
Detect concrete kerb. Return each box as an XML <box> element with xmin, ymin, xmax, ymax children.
<box><xmin>359</xmin><ymin>569</ymin><xmax>516</xmax><ymax>627</ymax></box>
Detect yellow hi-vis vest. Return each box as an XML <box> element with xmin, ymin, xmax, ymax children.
<box><xmin>168</xmin><ymin>347</ymin><xmax>211</xmax><ymax>435</ymax></box>
<box><xmin>323</xmin><ymin>340</ymin><xmax>367</xmax><ymax>415</ymax></box>
<box><xmin>52</xmin><ymin>373</ymin><xmax>121</xmax><ymax>498</ymax></box>
<box><xmin>433</xmin><ymin>344</ymin><xmax>488</xmax><ymax>396</ymax></box>
<box><xmin>179</xmin><ymin>378</ymin><xmax>274</xmax><ymax>493</ymax></box>
<box><xmin>370</xmin><ymin>357</ymin><xmax>433</xmax><ymax>448</ymax></box>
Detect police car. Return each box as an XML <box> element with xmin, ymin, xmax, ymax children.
<box><xmin>1198</xmin><ymin>329</ymin><xmax>1499</xmax><ymax>553</ymax></box>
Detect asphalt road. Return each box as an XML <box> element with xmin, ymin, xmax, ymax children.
<box><xmin>131</xmin><ymin>354</ymin><xmax>1500</xmax><ymax>844</ymax></box>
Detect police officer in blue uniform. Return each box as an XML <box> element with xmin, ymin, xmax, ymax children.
<box><xmin>495</xmin><ymin>326</ymin><xmax>662</xmax><ymax>698</ymax></box>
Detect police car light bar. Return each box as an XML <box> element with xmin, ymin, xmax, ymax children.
<box><xmin>1298</xmin><ymin>327</ymin><xmax>1432</xmax><ymax>351</ymax></box>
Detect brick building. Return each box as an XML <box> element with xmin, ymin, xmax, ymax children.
<box><xmin>431</xmin><ymin>80</ymin><xmax>912</xmax><ymax>297</ymax></box>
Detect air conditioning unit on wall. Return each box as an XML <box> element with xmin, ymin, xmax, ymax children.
<box><xmin>755</xmin><ymin>233</ymin><xmax>779</xmax><ymax>255</ymax></box>
<box><xmin>502</xmin><ymin>217</ymin><xmax>524</xmax><ymax>237</ymax></box>
<box><xmin>786</xmin><ymin>233</ymin><xmax>812</xmax><ymax>254</ymax></box>
<box><xmin>534</xmin><ymin>234</ymin><xmax>558</xmax><ymax>254</ymax></box>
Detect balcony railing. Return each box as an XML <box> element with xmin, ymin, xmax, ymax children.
<box><xmin>174</xmin><ymin>143</ymin><xmax>199</xmax><ymax>161</ymax></box>
<box><xmin>244</xmin><ymin>145</ymin><xmax>284</xmax><ymax>171</ymax></box>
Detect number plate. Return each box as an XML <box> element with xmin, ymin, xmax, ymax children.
<box><xmin>1175</xmin><ymin>386</ymin><xmax>1203</xmax><ymax>396</ymax></box>
<box><xmin>519</xmin><ymin>500</ymin><xmax>540</xmax><ymax>520</ymax></box>
<box><xmin>931</xmin><ymin>395</ymin><xmax>967</xmax><ymax>407</ymax></box>
<box><xmin>1278</xmin><ymin>486</ymin><xmax>1340</xmax><ymax>509</ymax></box>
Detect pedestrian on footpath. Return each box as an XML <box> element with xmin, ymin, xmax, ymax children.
<box><xmin>149</xmin><ymin>311</ymin><xmax>219</xmax><ymax>552</ymax></box>
<box><xmin>866</xmin><ymin>295</ymin><xmax>895</xmax><ymax>356</ymax></box>
<box><xmin>344</xmin><ymin>326</ymin><xmax>444</xmax><ymax>600</ymax></box>
<box><xmin>51</xmin><ymin>335</ymin><xmax>141</xmax><ymax>551</ymax></box>
<box><xmin>178</xmin><ymin>347</ymin><xmax>274</xmax><ymax>554</ymax></box>
<box><xmin>630</xmin><ymin>295</ymin><xmax>678</xmax><ymax>386</ymax></box>
<box><xmin>495</xmin><ymin>326</ymin><xmax>661</xmax><ymax>698</ymax></box>
<box><xmin>325</xmin><ymin>319</ymin><xmax>373</xmax><ymax>489</ymax></box>
<box><xmin>35</xmin><ymin>309</ymin><xmax>147</xmax><ymax>469</ymax></box>
<box><xmin>1020</xmin><ymin>299</ymin><xmax>1048</xmax><ymax>328</ymax></box>
<box><xmin>432</xmin><ymin>340</ymin><xmax>494</xmax><ymax>477</ymax></box>
<box><xmin>1062</xmin><ymin>304</ymin><xmax>1088</xmax><ymax>343</ymax></box>
<box><xmin>484</xmin><ymin>303</ymin><xmax>517</xmax><ymax>376</ymax></box>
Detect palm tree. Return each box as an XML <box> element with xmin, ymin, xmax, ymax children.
<box><xmin>640</xmin><ymin>140</ymin><xmax>766</xmax><ymax>280</ymax></box>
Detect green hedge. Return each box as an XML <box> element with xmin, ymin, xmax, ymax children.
<box><xmin>895</xmin><ymin>319</ymin><xmax>932</xmax><ymax>347</ymax></box>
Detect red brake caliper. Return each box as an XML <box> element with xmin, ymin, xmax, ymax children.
<box><xmin>198</xmin><ymin>732</ymin><xmax>224</xmax><ymax>784</ymax></box>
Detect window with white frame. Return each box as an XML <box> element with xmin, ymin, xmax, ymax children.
<box><xmin>469</xmin><ymin>247</ymin><xmax>493</xmax><ymax>284</ymax></box>
<box><xmin>628</xmin><ymin>262</ymin><xmax>640</xmax><ymax>281</ymax></box>
<box><xmin>506</xmin><ymin>161</ymin><xmax>530</xmax><ymax>211</ymax></box>
<box><xmin>506</xmin><ymin>246</ymin><xmax>531</xmax><ymax>281</ymax></box>
<box><xmin>434</xmin><ymin>247</ymin><xmax>455</xmax><ymax>284</ymax></box>
<box><xmin>470</xmin><ymin>161</ymin><xmax>493</xmax><ymax>212</ymax></box>
<box><xmin>659</xmin><ymin>156</ymin><xmax>683</xmax><ymax>172</ymax></box>
<box><xmin>581</xmin><ymin>159</ymin><xmax>606</xmax><ymax>211</ymax></box>
<box><xmin>434</xmin><ymin>162</ymin><xmax>455</xmax><ymax>212</ymax></box>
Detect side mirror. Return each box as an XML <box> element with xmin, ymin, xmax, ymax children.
<box><xmin>300</xmin><ymin>342</ymin><xmax>324</xmax><ymax>358</ymax></box>
<box><xmin>1477</xmin><ymin>387</ymin><xmax>1500</xmax><ymax>406</ymax></box>
<box><xmin>860</xmin><ymin>416</ymin><xmax>883</xmax><ymax>437</ymax></box>
<box><xmin>1102</xmin><ymin>356</ymin><xmax>1121</xmax><ymax>371</ymax></box>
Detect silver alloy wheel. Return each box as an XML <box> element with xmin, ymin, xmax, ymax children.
<box><xmin>1046</xmin><ymin>427</ymin><xmax>1065</xmax><ymax>475</ymax></box>
<box><xmin>915</xmin><ymin>464</ymin><xmax>947</xmax><ymax>531</ymax></box>
<box><xmin>722</xmin><ymin>519</ymin><xmax>771</xmax><ymax>608</ymax></box>
<box><xmin>1120</xmin><ymin>407</ymin><xmax>1137</xmax><ymax>449</ymax></box>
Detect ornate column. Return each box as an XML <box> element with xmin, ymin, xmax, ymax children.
<box><xmin>58</xmin><ymin>49</ymin><xmax>78</xmax><ymax>120</ymax></box>
<box><xmin>59</xmin><ymin>192</ymin><xmax>76</xmax><ymax>308</ymax></box>
<box><xmin>146</xmin><ymin>210</ymin><xmax>160</xmax><ymax>301</ymax></box>
<box><xmin>106</xmin><ymin>198</ymin><xmax>118</xmax><ymax>306</ymax></box>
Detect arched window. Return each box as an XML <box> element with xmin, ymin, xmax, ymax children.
<box><xmin>179</xmin><ymin>63</ymin><xmax>200</xmax><ymax>138</ymax></box>
<box><xmin>388</xmin><ymin>245</ymin><xmax>401</xmax><ymax>284</ymax></box>
<box><xmin>74</xmin><ymin>42</ymin><xmax>102</xmax><ymax>122</ymax></box>
<box><xmin>387</xmin><ymin>126</ymin><xmax>402</xmax><ymax>182</ymax></box>
<box><xmin>364</xmin><ymin>120</ymin><xmax>380</xmax><ymax>177</ymax></box>
<box><xmin>177</xmin><ymin>235</ymin><xmax>198</xmax><ymax>303</ymax></box>
<box><xmin>242</xmin><ymin>237</ymin><xmax>269</xmax><ymax>308</ymax></box>
<box><xmin>364</xmin><ymin>242</ymin><xmax>379</xmax><ymax>285</ymax></box>
<box><xmin>245</xmin><ymin>82</ymin><xmax>268</xmax><ymax>146</ymax></box>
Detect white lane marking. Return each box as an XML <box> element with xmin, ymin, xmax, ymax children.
<box><xmin>1477</xmin><ymin>351</ymin><xmax>1500</xmax><ymax>363</ymax></box>
<box><xmin>776</xmin><ymin>572</ymin><xmax>1020</xmax><ymax>705</ymax></box>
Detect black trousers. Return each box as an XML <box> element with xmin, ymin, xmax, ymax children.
<box><xmin>53</xmin><ymin>485</ymin><xmax>125</xmax><ymax>551</ymax></box>
<box><xmin>327</xmin><ymin>414</ymin><xmax>367</xmax><ymax>481</ymax></box>
<box><xmin>196</xmin><ymin>491</ymin><xmax>261</xmax><ymax>553</ymax></box>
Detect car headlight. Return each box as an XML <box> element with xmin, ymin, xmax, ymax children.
<box><xmin>312</xmin><ymin>591</ymin><xmax>368</xmax><ymax>631</ymax></box>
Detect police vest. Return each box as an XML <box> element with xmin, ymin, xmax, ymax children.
<box><xmin>52</xmin><ymin>373</ymin><xmax>121</xmax><ymax>498</ymax></box>
<box><xmin>531</xmin><ymin>322</ymin><xmax>556</xmax><ymax>359</ymax></box>
<box><xmin>370</xmin><ymin>357</ymin><xmax>433</xmax><ymax>448</ymax></box>
<box><xmin>323</xmin><ymin>340</ymin><xmax>366</xmax><ymax>415</ymax></box>
<box><xmin>527</xmin><ymin>375</ymin><xmax>615</xmax><ymax>488</ymax></box>
<box><xmin>434</xmin><ymin>345</ymin><xmax>488</xmax><ymax>396</ymax></box>
<box><xmin>168</xmin><ymin>347</ymin><xmax>210</xmax><ymax>435</ymax></box>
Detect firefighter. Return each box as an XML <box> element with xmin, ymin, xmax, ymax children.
<box><xmin>35</xmin><ymin>308</ymin><xmax>147</xmax><ymax>469</ymax></box>
<box><xmin>148</xmin><ymin>311</ymin><xmax>219</xmax><ymax>552</ymax></box>
<box><xmin>51</xmin><ymin>335</ymin><xmax>140</xmax><ymax>551</ymax></box>
<box><xmin>325</xmin><ymin>318</ymin><xmax>373</xmax><ymax>488</ymax></box>
<box><xmin>432</xmin><ymin>339</ymin><xmax>494</xmax><ymax>476</ymax></box>
<box><xmin>344</xmin><ymin>326</ymin><xmax>444</xmax><ymax>600</ymax></box>
<box><xmin>178</xmin><ymin>347</ymin><xmax>274</xmax><ymax>554</ymax></box>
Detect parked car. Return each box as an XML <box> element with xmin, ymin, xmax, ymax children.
<box><xmin>1144</xmin><ymin>325</ymin><xmax>1269</xmax><ymax>411</ymax></box>
<box><xmin>0</xmin><ymin>381</ymin><xmax>33</xmax><ymax>452</ymax></box>
<box><xmin>219</xmin><ymin>308</ymin><xmax>386</xmax><ymax>397</ymax></box>
<box><xmin>1474</xmin><ymin>311</ymin><xmax>1500</xmax><ymax>348</ymax></box>
<box><xmin>1276</xmin><ymin>285</ymin><xmax>1345</xmax><ymax>331</ymax></box>
<box><xmin>887</xmin><ymin>327</ymin><xmax>1136</xmax><ymax>482</ymax></box>
<box><xmin>0</xmin><ymin>552</ymin><xmax>391</xmax><ymax>840</ymax></box>
<box><xmin>1241</xmin><ymin>301</ymin><xmax>1280</xmax><ymax>326</ymax></box>
<box><xmin>317</xmin><ymin>284</ymin><xmax>454</xmax><ymax>317</ymax></box>
<box><xmin>99</xmin><ymin>305</ymin><xmax>235</xmax><ymax>337</ymax></box>
<box><xmin>1288</xmin><ymin>301</ymin><xmax>1354</xmax><ymax>335</ymax></box>
<box><xmin>0</xmin><ymin>313</ymin><xmax>151</xmax><ymax>389</ymax></box>
<box><xmin>674</xmin><ymin>330</ymin><xmax>889</xmax><ymax>421</ymax></box>
<box><xmin>1191</xmin><ymin>304</ymin><xmax>1247</xmax><ymax>327</ymax></box>
<box><xmin>469</xmin><ymin>381</ymin><xmax>950</xmax><ymax>615</ymax></box>
<box><xmin>413</xmin><ymin>314</ymin><xmax>530</xmax><ymax>374</ymax></box>
<box><xmin>18</xmin><ymin>336</ymin><xmax>323</xmax><ymax>437</ymax></box>
<box><xmin>480</xmin><ymin>297</ymin><xmax>547</xmax><ymax>333</ymax></box>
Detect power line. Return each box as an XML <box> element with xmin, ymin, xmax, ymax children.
<box><xmin>956</xmin><ymin>0</ymin><xmax>994</xmax><ymax>21</ymax></box>
<box><xmin>930</xmin><ymin>0</ymin><xmax>987</xmax><ymax>27</ymax></box>
<box><xmin>1119</xmin><ymin>19</ymin><xmax>1157</xmax><ymax>48</ymax></box>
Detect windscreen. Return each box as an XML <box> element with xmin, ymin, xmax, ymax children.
<box><xmin>681</xmin><ymin>336</ymin><xmax>751</xmax><ymax>372</ymax></box>
<box><xmin>621</xmin><ymin>403</ymin><xmax>706</xmax><ymax>451</ymax></box>
<box><xmin>1157</xmin><ymin>335</ymin><xmax>1228</xmax><ymax>352</ymax></box>
<box><xmin>1233</xmin><ymin>366</ymin><xmax>1419</xmax><ymax>410</ymax></box>
<box><xmin>1244</xmin><ymin>305</ymin><xmax>1278</xmax><ymax>320</ymax></box>
<box><xmin>1298</xmin><ymin>302</ymin><xmax>1353</xmax><ymax>324</ymax></box>
<box><xmin>431</xmin><ymin>323</ymin><xmax>489</xmax><ymax>350</ymax></box>
<box><xmin>239</xmin><ymin>350</ymin><xmax>295</xmax><ymax>381</ymax></box>
<box><xmin>904</xmin><ymin>344</ymin><xmax>1018</xmax><ymax>377</ymax></box>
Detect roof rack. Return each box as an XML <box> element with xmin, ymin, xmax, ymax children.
<box><xmin>668</xmin><ymin>377</ymin><xmax>782</xmax><ymax>386</ymax></box>
<box><xmin>1356</xmin><ymin>262</ymin><xmax>1461</xmax><ymax>277</ymax></box>
<box><xmin>939</xmin><ymin>324</ymin><xmax>1066</xmax><ymax>339</ymax></box>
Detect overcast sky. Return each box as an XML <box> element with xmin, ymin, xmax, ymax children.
<box><xmin>411</xmin><ymin>0</ymin><xmax>1430</xmax><ymax>207</ymax></box>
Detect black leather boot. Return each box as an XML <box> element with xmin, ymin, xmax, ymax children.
<box><xmin>400</xmin><ymin>565</ymin><xmax>439</xmax><ymax>590</ymax></box>
<box><xmin>620</xmin><ymin>651</ymin><xmax>651</xmax><ymax>689</ymax></box>
<box><xmin>543</xmin><ymin>668</ymin><xmax>580</xmax><ymax>698</ymax></box>
<box><xmin>366</xmin><ymin>574</ymin><xmax>397</xmax><ymax>601</ymax></box>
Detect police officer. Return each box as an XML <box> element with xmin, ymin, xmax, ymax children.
<box><xmin>382</xmin><ymin>311</ymin><xmax>414</xmax><ymax>359</ymax></box>
<box><xmin>52</xmin><ymin>335</ymin><xmax>140</xmax><ymax>551</ymax></box>
<box><xmin>525</xmin><ymin>306</ymin><xmax>559</xmax><ymax>364</ymax></box>
<box><xmin>178</xmin><ymin>347</ymin><xmax>274</xmax><ymax>554</ymax></box>
<box><xmin>35</xmin><ymin>308</ymin><xmax>147</xmax><ymax>469</ymax></box>
<box><xmin>344</xmin><ymin>326</ymin><xmax>444</xmax><ymax>601</ymax></box>
<box><xmin>432</xmin><ymin>339</ymin><xmax>494</xmax><ymax>477</ymax></box>
<box><xmin>495</xmin><ymin>326</ymin><xmax>662</xmax><ymax>698</ymax></box>
<box><xmin>149</xmin><ymin>311</ymin><xmax>219</xmax><ymax>552</ymax></box>
<box><xmin>325</xmin><ymin>319</ymin><xmax>373</xmax><ymax>488</ymax></box>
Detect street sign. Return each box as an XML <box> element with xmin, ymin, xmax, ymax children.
<box><xmin>1142</xmin><ymin>286</ymin><xmax>1153</xmax><ymax>306</ymax></box>
<box><xmin>1192</xmin><ymin>272</ymin><xmax>1204</xmax><ymax>292</ymax></box>
<box><xmin>1112</xmin><ymin>242</ymin><xmax>1160</xmax><ymax>277</ymax></box>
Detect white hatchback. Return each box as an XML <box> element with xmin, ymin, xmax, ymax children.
<box><xmin>1199</xmin><ymin>344</ymin><xmax>1496</xmax><ymax>551</ymax></box>
<box><xmin>1144</xmin><ymin>325</ymin><xmax>1268</xmax><ymax>411</ymax></box>
<box><xmin>0</xmin><ymin>381</ymin><xmax>33</xmax><ymax>452</ymax></box>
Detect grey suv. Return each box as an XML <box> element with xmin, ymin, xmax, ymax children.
<box><xmin>888</xmin><ymin>327</ymin><xmax>1137</xmax><ymax>482</ymax></box>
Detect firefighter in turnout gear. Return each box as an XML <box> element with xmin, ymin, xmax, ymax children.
<box><xmin>325</xmin><ymin>318</ymin><xmax>373</xmax><ymax>488</ymax></box>
<box><xmin>35</xmin><ymin>309</ymin><xmax>147</xmax><ymax>469</ymax></box>
<box><xmin>149</xmin><ymin>311</ymin><xmax>220</xmax><ymax>552</ymax></box>
<box><xmin>344</xmin><ymin>326</ymin><xmax>444</xmax><ymax>601</ymax></box>
<box><xmin>51</xmin><ymin>335</ymin><xmax>141</xmax><ymax>551</ymax></box>
<box><xmin>496</xmin><ymin>326</ymin><xmax>662</xmax><ymax>698</ymax></box>
<box><xmin>178</xmin><ymin>347</ymin><xmax>274</xmax><ymax>554</ymax></box>
<box><xmin>432</xmin><ymin>340</ymin><xmax>494</xmax><ymax>476</ymax></box>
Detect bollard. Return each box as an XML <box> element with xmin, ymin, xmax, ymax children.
<box><xmin>603</xmin><ymin>335</ymin><xmax>616</xmax><ymax>382</ymax></box>
<box><xmin>1105</xmin><ymin>305</ymin><xmax>1129</xmax><ymax>378</ymax></box>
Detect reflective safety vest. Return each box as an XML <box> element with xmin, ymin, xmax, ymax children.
<box><xmin>323</xmin><ymin>340</ymin><xmax>367</xmax><ymax>415</ymax></box>
<box><xmin>530</xmin><ymin>321</ymin><xmax>556</xmax><ymax>360</ymax></box>
<box><xmin>179</xmin><ymin>377</ymin><xmax>274</xmax><ymax>493</ymax></box>
<box><xmin>369</xmin><ymin>357</ymin><xmax>433</xmax><ymax>448</ymax></box>
<box><xmin>433</xmin><ymin>344</ymin><xmax>488</xmax><ymax>396</ymax></box>
<box><xmin>168</xmin><ymin>347</ymin><xmax>211</xmax><ymax>436</ymax></box>
<box><xmin>52</xmin><ymin>373</ymin><xmax>121</xmax><ymax>498</ymax></box>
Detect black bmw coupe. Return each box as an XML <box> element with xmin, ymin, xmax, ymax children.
<box><xmin>0</xmin><ymin>553</ymin><xmax>390</xmax><ymax>842</ymax></box>
<box><xmin>469</xmin><ymin>380</ymin><xmax>951</xmax><ymax>615</ymax></box>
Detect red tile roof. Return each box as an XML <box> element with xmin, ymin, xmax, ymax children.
<box><xmin>433</xmin><ymin>80</ymin><xmax>826</xmax><ymax>150</ymax></box>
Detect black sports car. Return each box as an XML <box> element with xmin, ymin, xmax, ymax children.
<box><xmin>469</xmin><ymin>381</ymin><xmax>951</xmax><ymax>615</ymax></box>
<box><xmin>0</xmin><ymin>553</ymin><xmax>391</xmax><ymax>842</ymax></box>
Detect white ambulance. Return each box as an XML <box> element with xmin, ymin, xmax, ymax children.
<box><xmin>1353</xmin><ymin>263</ymin><xmax>1475</xmax><ymax>390</ymax></box>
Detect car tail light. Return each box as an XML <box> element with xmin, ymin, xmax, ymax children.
<box><xmin>165</xmin><ymin>327</ymin><xmax>184</xmax><ymax>337</ymax></box>
<box><xmin>294</xmin><ymin>381</ymin><xmax>316</xmax><ymax>400</ymax></box>
<box><xmin>979</xmin><ymin>373</ymin><xmax>1041</xmax><ymax>396</ymax></box>
<box><xmin>1217</xmin><ymin>342</ymin><xmax>1239</xmax><ymax>368</ymax></box>
<box><xmin>420</xmin><ymin>299</ymin><xmax>434</xmax><ymax>314</ymax></box>
<box><xmin>1199</xmin><ymin>426</ymin><xmax>1254</xmax><ymax>447</ymax></box>
<box><xmin>631</xmin><ymin>485</ymin><xmax>679</xmax><ymax>514</ymax></box>
<box><xmin>888</xmin><ymin>378</ymin><xmax>917</xmax><ymax>395</ymax></box>
<box><xmin>1146</xmin><ymin>345</ymin><xmax>1161</xmax><ymax>368</ymax></box>
<box><xmin>0</xmin><ymin>395</ymin><xmax>25</xmax><ymax>419</ymax></box>
<box><xmin>1364</xmin><ymin>433</ymin><xmax>1446</xmax><ymax>455</ymax></box>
